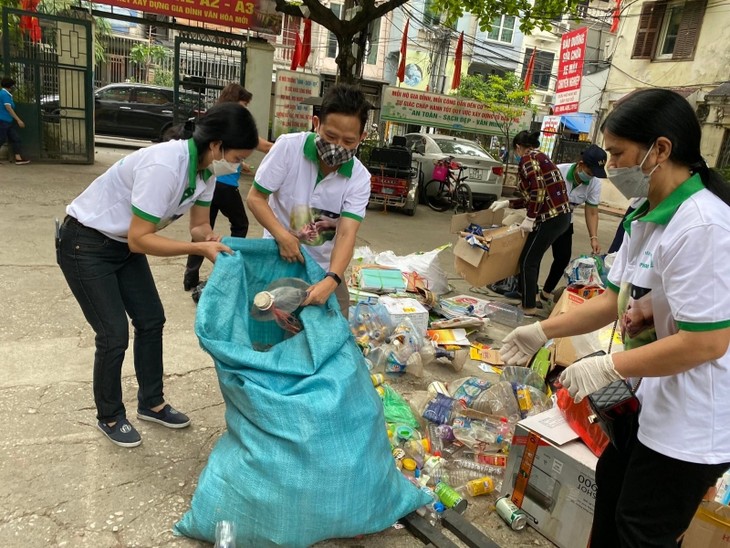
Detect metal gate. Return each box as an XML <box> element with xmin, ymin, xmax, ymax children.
<box><xmin>173</xmin><ymin>35</ymin><xmax>247</xmax><ymax>124</ymax></box>
<box><xmin>1</xmin><ymin>8</ymin><xmax>94</xmax><ymax>163</ymax></box>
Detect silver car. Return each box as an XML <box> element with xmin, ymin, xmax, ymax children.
<box><xmin>404</xmin><ymin>134</ymin><xmax>504</xmax><ymax>207</ymax></box>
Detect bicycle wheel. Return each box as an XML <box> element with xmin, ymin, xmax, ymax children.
<box><xmin>424</xmin><ymin>179</ymin><xmax>452</xmax><ymax>212</ymax></box>
<box><xmin>453</xmin><ymin>183</ymin><xmax>473</xmax><ymax>213</ymax></box>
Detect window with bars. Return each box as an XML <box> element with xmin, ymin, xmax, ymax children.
<box><xmin>327</xmin><ymin>4</ymin><xmax>342</xmax><ymax>59</ymax></box>
<box><xmin>487</xmin><ymin>15</ymin><xmax>516</xmax><ymax>43</ymax></box>
<box><xmin>366</xmin><ymin>18</ymin><xmax>381</xmax><ymax>65</ymax></box>
<box><xmin>719</xmin><ymin>129</ymin><xmax>730</xmax><ymax>172</ymax></box>
<box><xmin>632</xmin><ymin>0</ymin><xmax>706</xmax><ymax>60</ymax></box>
<box><xmin>521</xmin><ymin>50</ymin><xmax>555</xmax><ymax>91</ymax></box>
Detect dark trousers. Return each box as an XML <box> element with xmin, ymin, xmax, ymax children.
<box><xmin>57</xmin><ymin>216</ymin><xmax>166</xmax><ymax>423</ymax></box>
<box><xmin>607</xmin><ymin>205</ymin><xmax>637</xmax><ymax>254</ymax></box>
<box><xmin>518</xmin><ymin>212</ymin><xmax>571</xmax><ymax>309</ymax></box>
<box><xmin>0</xmin><ymin>120</ymin><xmax>23</xmax><ymax>157</ymax></box>
<box><xmin>592</xmin><ymin>433</ymin><xmax>729</xmax><ymax>547</ymax></box>
<box><xmin>184</xmin><ymin>182</ymin><xmax>249</xmax><ymax>285</ymax></box>
<box><xmin>542</xmin><ymin>223</ymin><xmax>574</xmax><ymax>294</ymax></box>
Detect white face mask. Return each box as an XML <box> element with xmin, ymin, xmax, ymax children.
<box><xmin>606</xmin><ymin>144</ymin><xmax>659</xmax><ymax>199</ymax></box>
<box><xmin>210</xmin><ymin>148</ymin><xmax>239</xmax><ymax>177</ymax></box>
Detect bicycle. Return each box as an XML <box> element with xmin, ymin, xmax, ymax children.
<box><xmin>424</xmin><ymin>156</ymin><xmax>473</xmax><ymax>213</ymax></box>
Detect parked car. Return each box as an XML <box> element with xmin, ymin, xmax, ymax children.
<box><xmin>41</xmin><ymin>83</ymin><xmax>205</xmax><ymax>141</ymax></box>
<box><xmin>403</xmin><ymin>133</ymin><xmax>504</xmax><ymax>208</ymax></box>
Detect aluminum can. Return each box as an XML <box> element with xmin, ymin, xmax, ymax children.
<box><xmin>495</xmin><ymin>496</ymin><xmax>527</xmax><ymax>531</ymax></box>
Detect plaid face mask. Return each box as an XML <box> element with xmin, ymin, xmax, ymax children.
<box><xmin>315</xmin><ymin>134</ymin><xmax>357</xmax><ymax>167</ymax></box>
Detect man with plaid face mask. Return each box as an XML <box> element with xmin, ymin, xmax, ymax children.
<box><xmin>247</xmin><ymin>84</ymin><xmax>372</xmax><ymax>315</ymax></box>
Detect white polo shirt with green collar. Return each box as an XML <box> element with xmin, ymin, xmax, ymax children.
<box><xmin>67</xmin><ymin>139</ymin><xmax>215</xmax><ymax>242</ymax></box>
<box><xmin>557</xmin><ymin>163</ymin><xmax>601</xmax><ymax>222</ymax></box>
<box><xmin>607</xmin><ymin>173</ymin><xmax>730</xmax><ymax>464</ymax></box>
<box><xmin>253</xmin><ymin>132</ymin><xmax>371</xmax><ymax>270</ymax></box>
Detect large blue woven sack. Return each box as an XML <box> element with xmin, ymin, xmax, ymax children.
<box><xmin>174</xmin><ymin>239</ymin><xmax>430</xmax><ymax>547</ymax></box>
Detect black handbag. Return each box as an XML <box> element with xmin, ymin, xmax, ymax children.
<box><xmin>587</xmin><ymin>379</ymin><xmax>642</xmax><ymax>452</ymax></box>
<box><xmin>585</xmin><ymin>321</ymin><xmax>642</xmax><ymax>453</ymax></box>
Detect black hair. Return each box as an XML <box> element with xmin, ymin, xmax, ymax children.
<box><xmin>601</xmin><ymin>88</ymin><xmax>730</xmax><ymax>206</ymax></box>
<box><xmin>1</xmin><ymin>77</ymin><xmax>16</xmax><ymax>88</ymax></box>
<box><xmin>165</xmin><ymin>102</ymin><xmax>258</xmax><ymax>153</ymax></box>
<box><xmin>319</xmin><ymin>84</ymin><xmax>371</xmax><ymax>134</ymax></box>
<box><xmin>513</xmin><ymin>130</ymin><xmax>541</xmax><ymax>149</ymax></box>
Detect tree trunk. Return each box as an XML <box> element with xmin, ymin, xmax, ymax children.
<box><xmin>335</xmin><ymin>34</ymin><xmax>357</xmax><ymax>84</ymax></box>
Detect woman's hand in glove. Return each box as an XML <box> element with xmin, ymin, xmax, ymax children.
<box><xmin>490</xmin><ymin>199</ymin><xmax>510</xmax><ymax>212</ymax></box>
<box><xmin>559</xmin><ymin>354</ymin><xmax>624</xmax><ymax>402</ymax></box>
<box><xmin>500</xmin><ymin>322</ymin><xmax>548</xmax><ymax>366</ymax></box>
<box><xmin>519</xmin><ymin>217</ymin><xmax>536</xmax><ymax>234</ymax></box>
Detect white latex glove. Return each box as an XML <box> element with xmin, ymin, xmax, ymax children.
<box><xmin>519</xmin><ymin>217</ymin><xmax>536</xmax><ymax>234</ymax></box>
<box><xmin>490</xmin><ymin>199</ymin><xmax>509</xmax><ymax>212</ymax></box>
<box><xmin>500</xmin><ymin>322</ymin><xmax>548</xmax><ymax>366</ymax></box>
<box><xmin>559</xmin><ymin>354</ymin><xmax>624</xmax><ymax>402</ymax></box>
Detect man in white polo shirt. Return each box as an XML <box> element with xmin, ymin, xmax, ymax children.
<box><xmin>247</xmin><ymin>84</ymin><xmax>372</xmax><ymax>315</ymax></box>
<box><xmin>540</xmin><ymin>144</ymin><xmax>607</xmax><ymax>304</ymax></box>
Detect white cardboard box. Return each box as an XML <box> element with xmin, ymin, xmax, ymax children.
<box><xmin>377</xmin><ymin>296</ymin><xmax>429</xmax><ymax>337</ymax></box>
<box><xmin>501</xmin><ymin>407</ymin><xmax>598</xmax><ymax>548</ymax></box>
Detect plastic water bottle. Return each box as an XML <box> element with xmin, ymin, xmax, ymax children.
<box><xmin>448</xmin><ymin>458</ymin><xmax>505</xmax><ymax>477</ymax></box>
<box><xmin>486</xmin><ymin>301</ymin><xmax>524</xmax><ymax>327</ymax></box>
<box><xmin>715</xmin><ymin>470</ymin><xmax>730</xmax><ymax>505</ymax></box>
<box><xmin>214</xmin><ymin>520</ymin><xmax>236</xmax><ymax>548</ymax></box>
<box><xmin>251</xmin><ymin>277</ymin><xmax>309</xmax><ymax>334</ymax></box>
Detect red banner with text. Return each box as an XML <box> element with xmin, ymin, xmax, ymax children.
<box><xmin>554</xmin><ymin>27</ymin><xmax>587</xmax><ymax>115</ymax></box>
<box><xmin>95</xmin><ymin>0</ymin><xmax>282</xmax><ymax>35</ymax></box>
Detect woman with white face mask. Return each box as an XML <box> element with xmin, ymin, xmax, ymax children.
<box><xmin>498</xmin><ymin>88</ymin><xmax>730</xmax><ymax>546</ymax></box>
<box><xmin>57</xmin><ymin>102</ymin><xmax>258</xmax><ymax>448</ymax></box>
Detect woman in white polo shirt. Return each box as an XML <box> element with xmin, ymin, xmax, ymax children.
<box><xmin>57</xmin><ymin>103</ymin><xmax>258</xmax><ymax>448</ymax></box>
<box><xmin>499</xmin><ymin>88</ymin><xmax>730</xmax><ymax>546</ymax></box>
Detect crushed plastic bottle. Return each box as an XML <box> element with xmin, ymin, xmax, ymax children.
<box><xmin>485</xmin><ymin>300</ymin><xmax>524</xmax><ymax>327</ymax></box>
<box><xmin>448</xmin><ymin>458</ymin><xmax>505</xmax><ymax>477</ymax></box>
<box><xmin>251</xmin><ymin>277</ymin><xmax>309</xmax><ymax>334</ymax></box>
<box><xmin>214</xmin><ymin>520</ymin><xmax>236</xmax><ymax>548</ymax></box>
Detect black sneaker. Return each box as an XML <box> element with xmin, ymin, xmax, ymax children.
<box><xmin>97</xmin><ymin>418</ymin><xmax>142</xmax><ymax>448</ymax></box>
<box><xmin>137</xmin><ymin>404</ymin><xmax>191</xmax><ymax>429</ymax></box>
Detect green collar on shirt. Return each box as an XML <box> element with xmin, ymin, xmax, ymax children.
<box><xmin>623</xmin><ymin>173</ymin><xmax>704</xmax><ymax>235</ymax></box>
<box><xmin>183</xmin><ymin>139</ymin><xmax>212</xmax><ymax>204</ymax></box>
<box><xmin>303</xmin><ymin>132</ymin><xmax>355</xmax><ymax>183</ymax></box>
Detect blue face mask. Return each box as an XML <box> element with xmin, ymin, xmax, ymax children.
<box><xmin>513</xmin><ymin>152</ymin><xmax>522</xmax><ymax>163</ymax></box>
<box><xmin>577</xmin><ymin>169</ymin><xmax>592</xmax><ymax>183</ymax></box>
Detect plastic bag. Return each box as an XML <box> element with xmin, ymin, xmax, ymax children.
<box><xmin>382</xmin><ymin>384</ymin><xmax>421</xmax><ymax>429</ymax></box>
<box><xmin>565</xmin><ymin>255</ymin><xmax>605</xmax><ymax>288</ymax></box>
<box><xmin>372</xmin><ymin>245</ymin><xmax>451</xmax><ymax>296</ymax></box>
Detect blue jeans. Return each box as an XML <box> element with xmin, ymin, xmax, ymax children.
<box><xmin>57</xmin><ymin>216</ymin><xmax>166</xmax><ymax>423</ymax></box>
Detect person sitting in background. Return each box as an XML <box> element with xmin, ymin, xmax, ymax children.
<box><xmin>499</xmin><ymin>88</ymin><xmax>730</xmax><ymax>547</ymax></box>
<box><xmin>540</xmin><ymin>144</ymin><xmax>608</xmax><ymax>305</ymax></box>
<box><xmin>183</xmin><ymin>83</ymin><xmax>274</xmax><ymax>291</ymax></box>
<box><xmin>490</xmin><ymin>130</ymin><xmax>571</xmax><ymax>316</ymax></box>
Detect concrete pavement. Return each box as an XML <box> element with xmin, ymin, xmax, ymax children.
<box><xmin>0</xmin><ymin>148</ymin><xmax>620</xmax><ymax>547</ymax></box>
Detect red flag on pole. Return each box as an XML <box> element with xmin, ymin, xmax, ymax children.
<box><xmin>610</xmin><ymin>0</ymin><xmax>621</xmax><ymax>33</ymax></box>
<box><xmin>290</xmin><ymin>33</ymin><xmax>302</xmax><ymax>71</ymax></box>
<box><xmin>523</xmin><ymin>48</ymin><xmax>537</xmax><ymax>103</ymax></box>
<box><xmin>397</xmin><ymin>19</ymin><xmax>410</xmax><ymax>84</ymax></box>
<box><xmin>451</xmin><ymin>32</ymin><xmax>464</xmax><ymax>90</ymax></box>
<box><xmin>299</xmin><ymin>19</ymin><xmax>312</xmax><ymax>67</ymax></box>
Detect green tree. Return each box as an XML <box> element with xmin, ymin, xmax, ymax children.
<box><xmin>455</xmin><ymin>72</ymin><xmax>535</xmax><ymax>163</ymax></box>
<box><xmin>130</xmin><ymin>43</ymin><xmax>170</xmax><ymax>84</ymax></box>
<box><xmin>273</xmin><ymin>0</ymin><xmax>585</xmax><ymax>83</ymax></box>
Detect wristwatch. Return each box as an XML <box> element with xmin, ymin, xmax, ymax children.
<box><xmin>325</xmin><ymin>271</ymin><xmax>342</xmax><ymax>286</ymax></box>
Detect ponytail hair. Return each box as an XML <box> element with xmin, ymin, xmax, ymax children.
<box><xmin>513</xmin><ymin>130</ymin><xmax>541</xmax><ymax>149</ymax></box>
<box><xmin>162</xmin><ymin>102</ymin><xmax>258</xmax><ymax>152</ymax></box>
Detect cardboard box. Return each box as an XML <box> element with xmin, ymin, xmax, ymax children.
<box><xmin>453</xmin><ymin>226</ymin><xmax>526</xmax><ymax>287</ymax></box>
<box><xmin>501</xmin><ymin>408</ymin><xmax>599</xmax><ymax>548</ymax></box>
<box><xmin>450</xmin><ymin>209</ymin><xmax>505</xmax><ymax>234</ymax></box>
<box><xmin>683</xmin><ymin>501</ymin><xmax>730</xmax><ymax>548</ymax></box>
<box><xmin>548</xmin><ymin>291</ymin><xmax>620</xmax><ymax>367</ymax></box>
<box><xmin>377</xmin><ymin>296</ymin><xmax>429</xmax><ymax>337</ymax></box>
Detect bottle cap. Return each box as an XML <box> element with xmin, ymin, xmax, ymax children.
<box><xmin>402</xmin><ymin>458</ymin><xmax>417</xmax><ymax>471</ymax></box>
<box><xmin>253</xmin><ymin>291</ymin><xmax>274</xmax><ymax>311</ymax></box>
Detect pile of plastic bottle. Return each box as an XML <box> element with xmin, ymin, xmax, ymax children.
<box><xmin>372</xmin><ymin>369</ymin><xmax>553</xmax><ymax>523</ymax></box>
